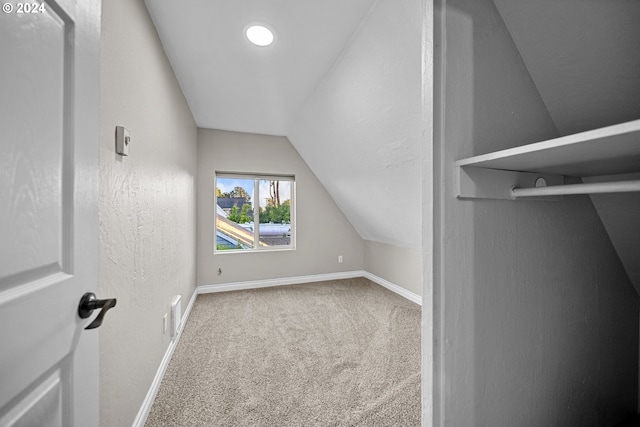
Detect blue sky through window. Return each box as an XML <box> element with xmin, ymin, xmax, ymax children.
<box><xmin>217</xmin><ymin>178</ymin><xmax>254</xmax><ymax>203</ymax></box>
<box><xmin>217</xmin><ymin>177</ymin><xmax>291</xmax><ymax>208</ymax></box>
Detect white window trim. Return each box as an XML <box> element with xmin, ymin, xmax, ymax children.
<box><xmin>214</xmin><ymin>172</ymin><xmax>296</xmax><ymax>254</ymax></box>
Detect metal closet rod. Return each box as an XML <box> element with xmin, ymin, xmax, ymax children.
<box><xmin>511</xmin><ymin>179</ymin><xmax>640</xmax><ymax>199</ymax></box>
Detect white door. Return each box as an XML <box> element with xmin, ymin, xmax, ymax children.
<box><xmin>0</xmin><ymin>0</ymin><xmax>102</xmax><ymax>426</ymax></box>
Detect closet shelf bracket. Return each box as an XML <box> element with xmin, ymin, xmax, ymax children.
<box><xmin>456</xmin><ymin>166</ymin><xmax>564</xmax><ymax>200</ymax></box>
<box><xmin>454</xmin><ymin>119</ymin><xmax>640</xmax><ymax>201</ymax></box>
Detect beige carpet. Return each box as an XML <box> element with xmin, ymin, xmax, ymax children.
<box><xmin>145</xmin><ymin>278</ymin><xmax>421</xmax><ymax>427</ymax></box>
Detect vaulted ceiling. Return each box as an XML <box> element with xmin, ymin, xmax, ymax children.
<box><xmin>145</xmin><ymin>0</ymin><xmax>423</xmax><ymax>249</ymax></box>
<box><xmin>145</xmin><ymin>0</ymin><xmax>640</xmax><ymax>251</ymax></box>
<box><xmin>144</xmin><ymin>0</ymin><xmax>376</xmax><ymax>136</ymax></box>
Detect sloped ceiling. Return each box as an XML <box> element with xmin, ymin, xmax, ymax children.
<box><xmin>144</xmin><ymin>0</ymin><xmax>376</xmax><ymax>136</ymax></box>
<box><xmin>146</xmin><ymin>0</ymin><xmax>639</xmax><ymax>254</ymax></box>
<box><xmin>145</xmin><ymin>0</ymin><xmax>424</xmax><ymax>250</ymax></box>
<box><xmin>493</xmin><ymin>0</ymin><xmax>640</xmax><ymax>292</ymax></box>
<box><xmin>493</xmin><ymin>0</ymin><xmax>640</xmax><ymax>136</ymax></box>
<box><xmin>288</xmin><ymin>0</ymin><xmax>422</xmax><ymax>249</ymax></box>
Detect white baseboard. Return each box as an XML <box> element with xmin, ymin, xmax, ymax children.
<box><xmin>362</xmin><ymin>271</ymin><xmax>422</xmax><ymax>306</ymax></box>
<box><xmin>131</xmin><ymin>287</ymin><xmax>198</xmax><ymax>427</ymax></box>
<box><xmin>133</xmin><ymin>271</ymin><xmax>420</xmax><ymax>426</ymax></box>
<box><xmin>197</xmin><ymin>270</ymin><xmax>364</xmax><ymax>294</ymax></box>
<box><xmin>198</xmin><ymin>270</ymin><xmax>422</xmax><ymax>306</ymax></box>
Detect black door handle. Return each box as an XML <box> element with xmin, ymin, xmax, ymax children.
<box><xmin>78</xmin><ymin>292</ymin><xmax>117</xmax><ymax>330</ymax></box>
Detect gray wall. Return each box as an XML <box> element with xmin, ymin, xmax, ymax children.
<box><xmin>492</xmin><ymin>0</ymin><xmax>640</xmax><ymax>137</ymax></box>
<box><xmin>364</xmin><ymin>240</ymin><xmax>422</xmax><ymax>297</ymax></box>
<box><xmin>197</xmin><ymin>129</ymin><xmax>365</xmax><ymax>285</ymax></box>
<box><xmin>433</xmin><ymin>0</ymin><xmax>638</xmax><ymax>425</ymax></box>
<box><xmin>586</xmin><ymin>174</ymin><xmax>640</xmax><ymax>294</ymax></box>
<box><xmin>99</xmin><ymin>0</ymin><xmax>198</xmax><ymax>425</ymax></box>
<box><xmin>97</xmin><ymin>3</ymin><xmax>422</xmax><ymax>424</ymax></box>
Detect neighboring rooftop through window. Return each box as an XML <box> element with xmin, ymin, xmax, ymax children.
<box><xmin>215</xmin><ymin>173</ymin><xmax>294</xmax><ymax>252</ymax></box>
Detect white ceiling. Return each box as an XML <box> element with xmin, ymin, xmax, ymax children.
<box><xmin>144</xmin><ymin>0</ymin><xmax>376</xmax><ymax>136</ymax></box>
<box><xmin>145</xmin><ymin>0</ymin><xmax>424</xmax><ymax>250</ymax></box>
<box><xmin>144</xmin><ymin>0</ymin><xmax>640</xmax><ymax>252</ymax></box>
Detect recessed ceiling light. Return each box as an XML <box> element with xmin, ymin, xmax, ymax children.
<box><xmin>245</xmin><ymin>25</ymin><xmax>274</xmax><ymax>47</ymax></box>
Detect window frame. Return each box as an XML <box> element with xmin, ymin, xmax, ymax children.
<box><xmin>214</xmin><ymin>172</ymin><xmax>296</xmax><ymax>254</ymax></box>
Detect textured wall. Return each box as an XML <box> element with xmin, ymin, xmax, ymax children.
<box><xmin>197</xmin><ymin>129</ymin><xmax>364</xmax><ymax>285</ymax></box>
<box><xmin>288</xmin><ymin>0</ymin><xmax>423</xmax><ymax>250</ymax></box>
<box><xmin>364</xmin><ymin>240</ymin><xmax>422</xmax><ymax>297</ymax></box>
<box><xmin>433</xmin><ymin>0</ymin><xmax>638</xmax><ymax>425</ymax></box>
<box><xmin>99</xmin><ymin>0</ymin><xmax>198</xmax><ymax>425</ymax></box>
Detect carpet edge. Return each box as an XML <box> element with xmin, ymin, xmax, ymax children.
<box><xmin>197</xmin><ymin>271</ymin><xmax>422</xmax><ymax>306</ymax></box>
<box><xmin>197</xmin><ymin>271</ymin><xmax>365</xmax><ymax>294</ymax></box>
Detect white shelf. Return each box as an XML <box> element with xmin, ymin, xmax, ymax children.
<box><xmin>455</xmin><ymin>119</ymin><xmax>640</xmax><ymax>199</ymax></box>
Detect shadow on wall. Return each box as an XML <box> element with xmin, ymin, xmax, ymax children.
<box><xmin>442</xmin><ymin>0</ymin><xmax>639</xmax><ymax>426</ymax></box>
<box><xmin>442</xmin><ymin>4</ymin><xmax>477</xmax><ymax>425</ymax></box>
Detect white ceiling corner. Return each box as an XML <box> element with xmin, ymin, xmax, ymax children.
<box><xmin>145</xmin><ymin>0</ymin><xmax>425</xmax><ymax>250</ymax></box>
<box><xmin>144</xmin><ymin>0</ymin><xmax>377</xmax><ymax>136</ymax></box>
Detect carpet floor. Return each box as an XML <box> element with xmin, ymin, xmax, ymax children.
<box><xmin>145</xmin><ymin>278</ymin><xmax>421</xmax><ymax>427</ymax></box>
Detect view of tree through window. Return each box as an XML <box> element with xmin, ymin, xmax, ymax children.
<box><xmin>215</xmin><ymin>174</ymin><xmax>294</xmax><ymax>252</ymax></box>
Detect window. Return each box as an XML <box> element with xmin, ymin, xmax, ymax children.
<box><xmin>215</xmin><ymin>173</ymin><xmax>295</xmax><ymax>252</ymax></box>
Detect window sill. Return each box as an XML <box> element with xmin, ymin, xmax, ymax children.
<box><xmin>214</xmin><ymin>246</ymin><xmax>296</xmax><ymax>255</ymax></box>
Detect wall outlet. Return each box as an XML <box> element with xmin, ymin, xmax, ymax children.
<box><xmin>338</xmin><ymin>255</ymin><xmax>343</xmax><ymax>263</ymax></box>
<box><xmin>162</xmin><ymin>314</ymin><xmax>168</xmax><ymax>334</ymax></box>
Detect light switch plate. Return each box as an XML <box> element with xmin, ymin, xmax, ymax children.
<box><xmin>115</xmin><ymin>126</ymin><xmax>130</xmax><ymax>156</ymax></box>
